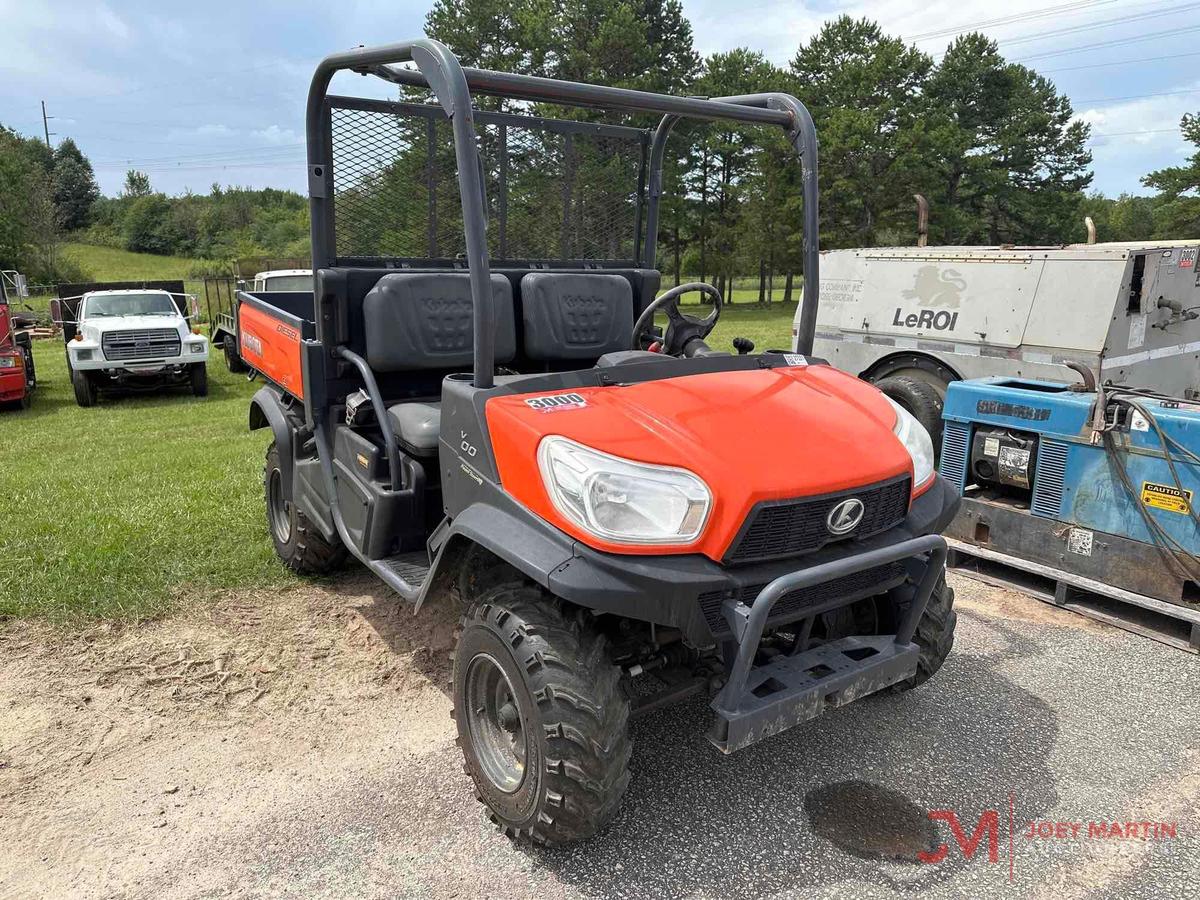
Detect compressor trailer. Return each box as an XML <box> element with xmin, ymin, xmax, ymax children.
<box><xmin>245</xmin><ymin>38</ymin><xmax>960</xmax><ymax>844</ymax></box>
<box><xmin>941</xmin><ymin>376</ymin><xmax>1200</xmax><ymax>651</ymax></box>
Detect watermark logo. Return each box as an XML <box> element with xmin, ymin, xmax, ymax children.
<box><xmin>918</xmin><ymin>795</ymin><xmax>1180</xmax><ymax>880</ymax></box>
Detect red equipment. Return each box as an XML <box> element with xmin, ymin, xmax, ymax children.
<box><xmin>0</xmin><ymin>277</ymin><xmax>34</xmax><ymax>410</ymax></box>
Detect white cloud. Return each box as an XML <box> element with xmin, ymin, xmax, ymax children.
<box><xmin>683</xmin><ymin>0</ymin><xmax>1089</xmax><ymax>62</ymax></box>
<box><xmin>252</xmin><ymin>125</ymin><xmax>302</xmax><ymax>145</ymax></box>
<box><xmin>165</xmin><ymin>123</ymin><xmax>237</xmax><ymax>141</ymax></box>
<box><xmin>1077</xmin><ymin>88</ymin><xmax>1198</xmax><ymax>147</ymax></box>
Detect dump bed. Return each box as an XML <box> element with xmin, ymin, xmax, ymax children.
<box><xmin>236</xmin><ymin>290</ymin><xmax>316</xmax><ymax>398</ymax></box>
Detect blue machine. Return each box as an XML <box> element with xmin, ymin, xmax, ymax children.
<box><xmin>940</xmin><ymin>377</ymin><xmax>1200</xmax><ymax>650</ymax></box>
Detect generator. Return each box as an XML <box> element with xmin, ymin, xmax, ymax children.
<box><xmin>940</xmin><ymin>376</ymin><xmax>1200</xmax><ymax>651</ymax></box>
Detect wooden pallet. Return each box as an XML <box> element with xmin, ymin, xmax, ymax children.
<box><xmin>947</xmin><ymin>539</ymin><xmax>1200</xmax><ymax>653</ymax></box>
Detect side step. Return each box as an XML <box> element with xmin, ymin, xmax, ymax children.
<box><xmin>948</xmin><ymin>540</ymin><xmax>1200</xmax><ymax>653</ymax></box>
<box><xmin>708</xmin><ymin>636</ymin><xmax>919</xmax><ymax>754</ymax></box>
<box><xmin>369</xmin><ymin>550</ymin><xmax>432</xmax><ymax>602</ymax></box>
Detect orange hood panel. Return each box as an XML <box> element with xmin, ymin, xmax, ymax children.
<box><xmin>485</xmin><ymin>364</ymin><xmax>915</xmax><ymax>561</ymax></box>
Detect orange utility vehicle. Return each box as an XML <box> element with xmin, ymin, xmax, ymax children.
<box><xmin>243</xmin><ymin>40</ymin><xmax>959</xmax><ymax>845</ymax></box>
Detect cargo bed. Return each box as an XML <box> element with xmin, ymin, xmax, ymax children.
<box><xmin>236</xmin><ymin>290</ymin><xmax>316</xmax><ymax>398</ymax></box>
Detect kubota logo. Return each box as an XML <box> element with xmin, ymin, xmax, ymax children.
<box><xmin>826</xmin><ymin>498</ymin><xmax>864</xmax><ymax>535</ymax></box>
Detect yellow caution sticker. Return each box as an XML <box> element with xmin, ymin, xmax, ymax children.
<box><xmin>1141</xmin><ymin>481</ymin><xmax>1193</xmax><ymax>514</ymax></box>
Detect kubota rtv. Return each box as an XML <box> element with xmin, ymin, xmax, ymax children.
<box><xmin>245</xmin><ymin>39</ymin><xmax>960</xmax><ymax>844</ymax></box>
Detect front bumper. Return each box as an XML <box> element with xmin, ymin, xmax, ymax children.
<box><xmin>708</xmin><ymin>534</ymin><xmax>946</xmax><ymax>753</ymax></box>
<box><xmin>69</xmin><ymin>342</ymin><xmax>209</xmax><ymax>372</ymax></box>
<box><xmin>544</xmin><ymin>476</ymin><xmax>959</xmax><ymax>753</ymax></box>
<box><xmin>0</xmin><ymin>365</ymin><xmax>26</xmax><ymax>402</ymax></box>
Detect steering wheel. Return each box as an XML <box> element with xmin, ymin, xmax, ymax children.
<box><xmin>631</xmin><ymin>282</ymin><xmax>722</xmax><ymax>357</ymax></box>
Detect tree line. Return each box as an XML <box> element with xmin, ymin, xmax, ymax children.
<box><xmin>3</xmin><ymin>1</ymin><xmax>1200</xmax><ymax>295</ymax></box>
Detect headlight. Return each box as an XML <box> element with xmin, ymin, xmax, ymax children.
<box><xmin>75</xmin><ymin>349</ymin><xmax>94</xmax><ymax>361</ymax></box>
<box><xmin>537</xmin><ymin>436</ymin><xmax>711</xmax><ymax>544</ymax></box>
<box><xmin>0</xmin><ymin>355</ymin><xmax>19</xmax><ymax>368</ymax></box>
<box><xmin>885</xmin><ymin>396</ymin><xmax>935</xmax><ymax>489</ymax></box>
<box><xmin>189</xmin><ymin>342</ymin><xmax>206</xmax><ymax>354</ymax></box>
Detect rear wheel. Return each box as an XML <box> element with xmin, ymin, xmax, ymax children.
<box><xmin>190</xmin><ymin>363</ymin><xmax>209</xmax><ymax>397</ymax></box>
<box><xmin>72</xmin><ymin>369</ymin><xmax>97</xmax><ymax>407</ymax></box>
<box><xmin>454</xmin><ymin>585</ymin><xmax>631</xmax><ymax>845</ymax></box>
<box><xmin>223</xmin><ymin>335</ymin><xmax>248</xmax><ymax>373</ymax></box>
<box><xmin>264</xmin><ymin>442</ymin><xmax>346</xmax><ymax>574</ymax></box>
<box><xmin>875</xmin><ymin>375</ymin><xmax>945</xmax><ymax>461</ymax></box>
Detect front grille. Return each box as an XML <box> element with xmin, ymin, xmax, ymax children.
<box><xmin>725</xmin><ymin>476</ymin><xmax>911</xmax><ymax>564</ymax></box>
<box><xmin>698</xmin><ymin>560</ymin><xmax>908</xmax><ymax>637</ymax></box>
<box><xmin>102</xmin><ymin>329</ymin><xmax>181</xmax><ymax>361</ymax></box>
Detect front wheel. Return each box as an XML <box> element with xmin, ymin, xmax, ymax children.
<box><xmin>887</xmin><ymin>573</ymin><xmax>956</xmax><ymax>691</ymax></box>
<box><xmin>190</xmin><ymin>363</ymin><xmax>209</xmax><ymax>397</ymax></box>
<box><xmin>264</xmin><ymin>441</ymin><xmax>346</xmax><ymax>574</ymax></box>
<box><xmin>72</xmin><ymin>369</ymin><xmax>97</xmax><ymax>407</ymax></box>
<box><xmin>454</xmin><ymin>585</ymin><xmax>631</xmax><ymax>845</ymax></box>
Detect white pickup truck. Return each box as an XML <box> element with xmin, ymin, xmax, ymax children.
<box><xmin>65</xmin><ymin>288</ymin><xmax>210</xmax><ymax>407</ymax></box>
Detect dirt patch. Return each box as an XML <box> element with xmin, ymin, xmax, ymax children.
<box><xmin>949</xmin><ymin>572</ymin><xmax>1116</xmax><ymax>635</ymax></box>
<box><xmin>0</xmin><ymin>575</ymin><xmax>462</xmax><ymax>898</ymax></box>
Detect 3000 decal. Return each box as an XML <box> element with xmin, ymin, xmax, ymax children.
<box><xmin>524</xmin><ymin>393</ymin><xmax>587</xmax><ymax>412</ymax></box>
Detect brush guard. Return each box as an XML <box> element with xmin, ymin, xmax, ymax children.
<box><xmin>709</xmin><ymin>535</ymin><xmax>947</xmax><ymax>753</ymax></box>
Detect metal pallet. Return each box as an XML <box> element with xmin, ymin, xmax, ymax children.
<box><xmin>947</xmin><ymin>539</ymin><xmax>1200</xmax><ymax>653</ymax></box>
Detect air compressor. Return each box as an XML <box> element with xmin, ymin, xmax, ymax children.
<box><xmin>939</xmin><ymin>375</ymin><xmax>1200</xmax><ymax>651</ymax></box>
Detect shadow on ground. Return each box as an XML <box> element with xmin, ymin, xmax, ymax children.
<box><xmin>530</xmin><ymin>612</ymin><xmax>1058</xmax><ymax>897</ymax></box>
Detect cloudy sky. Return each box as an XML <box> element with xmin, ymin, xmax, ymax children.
<box><xmin>1</xmin><ymin>0</ymin><xmax>1195</xmax><ymax>198</ymax></box>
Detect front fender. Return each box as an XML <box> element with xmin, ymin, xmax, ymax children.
<box><xmin>434</xmin><ymin>498</ymin><xmax>576</xmax><ymax>593</ymax></box>
<box><xmin>421</xmin><ymin>494</ymin><xmax>716</xmax><ymax>642</ymax></box>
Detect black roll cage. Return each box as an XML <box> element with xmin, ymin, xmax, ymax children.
<box><xmin>306</xmin><ymin>38</ymin><xmax>820</xmax><ymax>391</ymax></box>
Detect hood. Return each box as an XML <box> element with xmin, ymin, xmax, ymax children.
<box><xmin>486</xmin><ymin>364</ymin><xmax>915</xmax><ymax>560</ymax></box>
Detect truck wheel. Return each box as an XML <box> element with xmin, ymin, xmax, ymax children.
<box><xmin>224</xmin><ymin>335</ymin><xmax>248</xmax><ymax>373</ymax></box>
<box><xmin>887</xmin><ymin>573</ymin><xmax>956</xmax><ymax>692</ymax></box>
<box><xmin>454</xmin><ymin>586</ymin><xmax>631</xmax><ymax>845</ymax></box>
<box><xmin>190</xmin><ymin>363</ymin><xmax>209</xmax><ymax>397</ymax></box>
<box><xmin>264</xmin><ymin>442</ymin><xmax>346</xmax><ymax>574</ymax></box>
<box><xmin>72</xmin><ymin>369</ymin><xmax>97</xmax><ymax>407</ymax></box>
<box><xmin>875</xmin><ymin>375</ymin><xmax>944</xmax><ymax>461</ymax></box>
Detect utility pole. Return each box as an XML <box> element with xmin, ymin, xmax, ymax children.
<box><xmin>40</xmin><ymin>100</ymin><xmax>55</xmax><ymax>148</ymax></box>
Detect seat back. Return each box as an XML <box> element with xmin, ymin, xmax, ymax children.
<box><xmin>519</xmin><ymin>272</ymin><xmax>633</xmax><ymax>362</ymax></box>
<box><xmin>362</xmin><ymin>273</ymin><xmax>516</xmax><ymax>372</ymax></box>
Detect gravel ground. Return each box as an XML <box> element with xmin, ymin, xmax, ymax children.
<box><xmin>1</xmin><ymin>573</ymin><xmax>1197</xmax><ymax>899</ymax></box>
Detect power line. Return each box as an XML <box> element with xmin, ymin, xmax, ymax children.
<box><xmin>996</xmin><ymin>2</ymin><xmax>1200</xmax><ymax>48</ymax></box>
<box><xmin>91</xmin><ymin>143</ymin><xmax>305</xmax><ymax>167</ymax></box>
<box><xmin>1089</xmin><ymin>127</ymin><xmax>1181</xmax><ymax>138</ymax></box>
<box><xmin>906</xmin><ymin>0</ymin><xmax>1118</xmax><ymax>41</ymax></box>
<box><xmin>91</xmin><ymin>158</ymin><xmax>307</xmax><ymax>173</ymax></box>
<box><xmin>1040</xmin><ymin>50</ymin><xmax>1200</xmax><ymax>72</ymax></box>
<box><xmin>1014</xmin><ymin>24</ymin><xmax>1200</xmax><ymax>62</ymax></box>
<box><xmin>1076</xmin><ymin>88</ymin><xmax>1200</xmax><ymax>104</ymax></box>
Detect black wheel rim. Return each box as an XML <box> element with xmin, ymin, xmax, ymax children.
<box><xmin>268</xmin><ymin>467</ymin><xmax>291</xmax><ymax>543</ymax></box>
<box><xmin>464</xmin><ymin>652</ymin><xmax>528</xmax><ymax>794</ymax></box>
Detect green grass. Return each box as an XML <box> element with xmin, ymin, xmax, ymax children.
<box><xmin>0</xmin><ymin>300</ymin><xmax>798</xmax><ymax>623</ymax></box>
<box><xmin>0</xmin><ymin>341</ymin><xmax>286</xmax><ymax>621</ymax></box>
<box><xmin>62</xmin><ymin>243</ymin><xmax>205</xmax><ymax>281</ymax></box>
<box><xmin>676</xmin><ymin>296</ymin><xmax>797</xmax><ymax>353</ymax></box>
<box><xmin>21</xmin><ymin>244</ymin><xmax>210</xmax><ymax>318</ymax></box>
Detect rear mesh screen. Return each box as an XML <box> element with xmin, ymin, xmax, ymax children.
<box><xmin>327</xmin><ymin>99</ymin><xmax>648</xmax><ymax>264</ymax></box>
